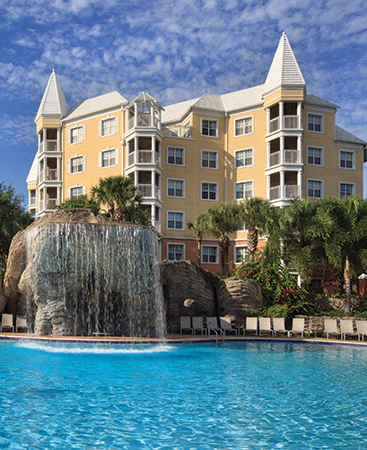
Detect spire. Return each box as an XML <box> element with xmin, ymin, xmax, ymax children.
<box><xmin>263</xmin><ymin>32</ymin><xmax>306</xmax><ymax>97</ymax></box>
<box><xmin>35</xmin><ymin>70</ymin><xmax>69</xmax><ymax>122</ymax></box>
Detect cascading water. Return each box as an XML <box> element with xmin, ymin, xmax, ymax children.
<box><xmin>24</xmin><ymin>222</ymin><xmax>166</xmax><ymax>338</ymax></box>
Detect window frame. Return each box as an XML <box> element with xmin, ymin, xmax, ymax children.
<box><xmin>166</xmin><ymin>178</ymin><xmax>185</xmax><ymax>198</ymax></box>
<box><xmin>167</xmin><ymin>242</ymin><xmax>186</xmax><ymax>261</ymax></box>
<box><xmin>99</xmin><ymin>116</ymin><xmax>118</xmax><ymax>137</ymax></box>
<box><xmin>235</xmin><ymin>148</ymin><xmax>254</xmax><ymax>168</ymax></box>
<box><xmin>339</xmin><ymin>182</ymin><xmax>355</xmax><ymax>198</ymax></box>
<box><xmin>166</xmin><ymin>210</ymin><xmax>185</xmax><ymax>230</ymax></box>
<box><xmin>201</xmin><ymin>150</ymin><xmax>218</xmax><ymax>170</ymax></box>
<box><xmin>201</xmin><ymin>181</ymin><xmax>218</xmax><ymax>201</ymax></box>
<box><xmin>235</xmin><ymin>180</ymin><xmax>254</xmax><ymax>201</ymax></box>
<box><xmin>99</xmin><ymin>148</ymin><xmax>118</xmax><ymax>168</ymax></box>
<box><xmin>69</xmin><ymin>185</ymin><xmax>85</xmax><ymax>199</ymax></box>
<box><xmin>234</xmin><ymin>246</ymin><xmax>249</xmax><ymax>264</ymax></box>
<box><xmin>307</xmin><ymin>178</ymin><xmax>324</xmax><ymax>199</ymax></box>
<box><xmin>234</xmin><ymin>116</ymin><xmax>254</xmax><ymax>137</ymax></box>
<box><xmin>202</xmin><ymin>245</ymin><xmax>219</xmax><ymax>264</ymax></box>
<box><xmin>307</xmin><ymin>146</ymin><xmax>324</xmax><ymax>166</ymax></box>
<box><xmin>307</xmin><ymin>113</ymin><xmax>324</xmax><ymax>133</ymax></box>
<box><xmin>167</xmin><ymin>146</ymin><xmax>185</xmax><ymax>166</ymax></box>
<box><xmin>201</xmin><ymin>118</ymin><xmax>218</xmax><ymax>138</ymax></box>
<box><xmin>69</xmin><ymin>125</ymin><xmax>86</xmax><ymax>144</ymax></box>
<box><xmin>339</xmin><ymin>150</ymin><xmax>355</xmax><ymax>170</ymax></box>
<box><xmin>69</xmin><ymin>155</ymin><xmax>85</xmax><ymax>174</ymax></box>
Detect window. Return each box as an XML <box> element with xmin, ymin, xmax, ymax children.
<box><xmin>167</xmin><ymin>179</ymin><xmax>184</xmax><ymax>198</ymax></box>
<box><xmin>167</xmin><ymin>243</ymin><xmax>185</xmax><ymax>261</ymax></box>
<box><xmin>167</xmin><ymin>211</ymin><xmax>184</xmax><ymax>230</ymax></box>
<box><xmin>69</xmin><ymin>125</ymin><xmax>85</xmax><ymax>144</ymax></box>
<box><xmin>29</xmin><ymin>190</ymin><xmax>36</xmax><ymax>205</ymax></box>
<box><xmin>339</xmin><ymin>150</ymin><xmax>355</xmax><ymax>170</ymax></box>
<box><xmin>307</xmin><ymin>179</ymin><xmax>323</xmax><ymax>199</ymax></box>
<box><xmin>235</xmin><ymin>181</ymin><xmax>253</xmax><ymax>200</ymax></box>
<box><xmin>99</xmin><ymin>117</ymin><xmax>117</xmax><ymax>137</ymax></box>
<box><xmin>201</xmin><ymin>119</ymin><xmax>218</xmax><ymax>137</ymax></box>
<box><xmin>70</xmin><ymin>156</ymin><xmax>85</xmax><ymax>174</ymax></box>
<box><xmin>202</xmin><ymin>246</ymin><xmax>218</xmax><ymax>264</ymax></box>
<box><xmin>182</xmin><ymin>121</ymin><xmax>191</xmax><ymax>138</ymax></box>
<box><xmin>307</xmin><ymin>113</ymin><xmax>323</xmax><ymax>133</ymax></box>
<box><xmin>307</xmin><ymin>146</ymin><xmax>323</xmax><ymax>166</ymax></box>
<box><xmin>201</xmin><ymin>150</ymin><xmax>218</xmax><ymax>169</ymax></box>
<box><xmin>235</xmin><ymin>246</ymin><xmax>249</xmax><ymax>264</ymax></box>
<box><xmin>100</xmin><ymin>149</ymin><xmax>117</xmax><ymax>168</ymax></box>
<box><xmin>235</xmin><ymin>117</ymin><xmax>253</xmax><ymax>136</ymax></box>
<box><xmin>339</xmin><ymin>182</ymin><xmax>355</xmax><ymax>198</ymax></box>
<box><xmin>235</xmin><ymin>148</ymin><xmax>253</xmax><ymax>168</ymax></box>
<box><xmin>201</xmin><ymin>182</ymin><xmax>218</xmax><ymax>200</ymax></box>
<box><xmin>167</xmin><ymin>146</ymin><xmax>185</xmax><ymax>166</ymax></box>
<box><xmin>70</xmin><ymin>186</ymin><xmax>84</xmax><ymax>198</ymax></box>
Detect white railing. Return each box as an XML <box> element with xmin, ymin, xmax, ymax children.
<box><xmin>284</xmin><ymin>149</ymin><xmax>299</xmax><ymax>164</ymax></box>
<box><xmin>46</xmin><ymin>168</ymin><xmax>58</xmax><ymax>180</ymax></box>
<box><xmin>270</xmin><ymin>186</ymin><xmax>280</xmax><ymax>200</ymax></box>
<box><xmin>29</xmin><ymin>197</ymin><xmax>36</xmax><ymax>205</ymax></box>
<box><xmin>137</xmin><ymin>150</ymin><xmax>153</xmax><ymax>163</ymax></box>
<box><xmin>46</xmin><ymin>140</ymin><xmax>58</xmax><ymax>151</ymax></box>
<box><xmin>269</xmin><ymin>117</ymin><xmax>279</xmax><ymax>133</ymax></box>
<box><xmin>138</xmin><ymin>184</ymin><xmax>153</xmax><ymax>198</ymax></box>
<box><xmin>128</xmin><ymin>152</ymin><xmax>135</xmax><ymax>166</ymax></box>
<box><xmin>284</xmin><ymin>185</ymin><xmax>298</xmax><ymax>199</ymax></box>
<box><xmin>156</xmin><ymin>186</ymin><xmax>161</xmax><ymax>200</ymax></box>
<box><xmin>39</xmin><ymin>198</ymin><xmax>58</xmax><ymax>211</ymax></box>
<box><xmin>283</xmin><ymin>115</ymin><xmax>299</xmax><ymax>129</ymax></box>
<box><xmin>269</xmin><ymin>151</ymin><xmax>280</xmax><ymax>167</ymax></box>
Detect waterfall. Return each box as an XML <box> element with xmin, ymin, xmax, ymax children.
<box><xmin>25</xmin><ymin>223</ymin><xmax>166</xmax><ymax>338</ymax></box>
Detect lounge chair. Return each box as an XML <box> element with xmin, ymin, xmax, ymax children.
<box><xmin>16</xmin><ymin>316</ymin><xmax>28</xmax><ymax>333</ymax></box>
<box><xmin>356</xmin><ymin>320</ymin><xmax>367</xmax><ymax>341</ymax></box>
<box><xmin>205</xmin><ymin>317</ymin><xmax>224</xmax><ymax>335</ymax></box>
<box><xmin>259</xmin><ymin>317</ymin><xmax>272</xmax><ymax>336</ymax></box>
<box><xmin>244</xmin><ymin>317</ymin><xmax>258</xmax><ymax>336</ymax></box>
<box><xmin>192</xmin><ymin>316</ymin><xmax>205</xmax><ymax>335</ymax></box>
<box><xmin>180</xmin><ymin>316</ymin><xmax>193</xmax><ymax>334</ymax></box>
<box><xmin>289</xmin><ymin>318</ymin><xmax>305</xmax><ymax>338</ymax></box>
<box><xmin>340</xmin><ymin>319</ymin><xmax>358</xmax><ymax>340</ymax></box>
<box><xmin>219</xmin><ymin>317</ymin><xmax>238</xmax><ymax>335</ymax></box>
<box><xmin>324</xmin><ymin>319</ymin><xmax>340</xmax><ymax>339</ymax></box>
<box><xmin>0</xmin><ymin>313</ymin><xmax>14</xmax><ymax>332</ymax></box>
<box><xmin>272</xmin><ymin>318</ymin><xmax>289</xmax><ymax>337</ymax></box>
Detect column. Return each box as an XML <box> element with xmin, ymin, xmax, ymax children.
<box><xmin>267</xmin><ymin>142</ymin><xmax>271</xmax><ymax>167</ymax></box>
<box><xmin>134</xmin><ymin>137</ymin><xmax>139</xmax><ymax>164</ymax></box>
<box><xmin>134</xmin><ymin>170</ymin><xmax>138</xmax><ymax>187</ymax></box>
<box><xmin>42</xmin><ymin>129</ymin><xmax>47</xmax><ymax>153</ymax></box>
<box><xmin>279</xmin><ymin>101</ymin><xmax>284</xmax><ymax>129</ymax></box>
<box><xmin>126</xmin><ymin>108</ymin><xmax>130</xmax><ymax>131</ymax></box>
<box><xmin>134</xmin><ymin>103</ymin><xmax>138</xmax><ymax>128</ymax></box>
<box><xmin>152</xmin><ymin>136</ymin><xmax>156</xmax><ymax>164</ymax></box>
<box><xmin>280</xmin><ymin>170</ymin><xmax>285</xmax><ymax>200</ymax></box>
<box><xmin>297</xmin><ymin>101</ymin><xmax>302</xmax><ymax>129</ymax></box>
<box><xmin>266</xmin><ymin>108</ymin><xmax>270</xmax><ymax>135</ymax></box>
<box><xmin>297</xmin><ymin>135</ymin><xmax>303</xmax><ymax>164</ymax></box>
<box><xmin>152</xmin><ymin>170</ymin><xmax>156</xmax><ymax>198</ymax></box>
<box><xmin>266</xmin><ymin>175</ymin><xmax>270</xmax><ymax>200</ymax></box>
<box><xmin>57</xmin><ymin>128</ymin><xmax>60</xmax><ymax>152</ymax></box>
<box><xmin>297</xmin><ymin>170</ymin><xmax>303</xmax><ymax>198</ymax></box>
<box><xmin>280</xmin><ymin>136</ymin><xmax>285</xmax><ymax>165</ymax></box>
<box><xmin>150</xmin><ymin>105</ymin><xmax>155</xmax><ymax>127</ymax></box>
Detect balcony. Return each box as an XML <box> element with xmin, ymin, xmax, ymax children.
<box><xmin>268</xmin><ymin>115</ymin><xmax>300</xmax><ymax>133</ymax></box>
<box><xmin>269</xmin><ymin>149</ymin><xmax>299</xmax><ymax>167</ymax></box>
<box><xmin>270</xmin><ymin>185</ymin><xmax>299</xmax><ymax>201</ymax></box>
<box><xmin>39</xmin><ymin>168</ymin><xmax>59</xmax><ymax>183</ymax></box>
<box><xmin>128</xmin><ymin>150</ymin><xmax>161</xmax><ymax>167</ymax></box>
<box><xmin>39</xmin><ymin>198</ymin><xmax>58</xmax><ymax>211</ymax></box>
<box><xmin>138</xmin><ymin>184</ymin><xmax>161</xmax><ymax>200</ymax></box>
<box><xmin>39</xmin><ymin>140</ymin><xmax>58</xmax><ymax>153</ymax></box>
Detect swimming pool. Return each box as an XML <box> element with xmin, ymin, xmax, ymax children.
<box><xmin>0</xmin><ymin>340</ymin><xmax>366</xmax><ymax>449</ymax></box>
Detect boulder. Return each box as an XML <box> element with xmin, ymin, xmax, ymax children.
<box><xmin>161</xmin><ymin>260</ymin><xmax>217</xmax><ymax>328</ymax></box>
<box><xmin>216</xmin><ymin>277</ymin><xmax>263</xmax><ymax>325</ymax></box>
<box><xmin>0</xmin><ymin>279</ymin><xmax>7</xmax><ymax>314</ymax></box>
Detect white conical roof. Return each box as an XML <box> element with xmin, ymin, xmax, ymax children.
<box><xmin>263</xmin><ymin>32</ymin><xmax>305</xmax><ymax>97</ymax></box>
<box><xmin>35</xmin><ymin>70</ymin><xmax>69</xmax><ymax>122</ymax></box>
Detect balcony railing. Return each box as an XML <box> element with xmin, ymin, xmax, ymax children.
<box><xmin>128</xmin><ymin>114</ymin><xmax>158</xmax><ymax>130</ymax></box>
<box><xmin>269</xmin><ymin>150</ymin><xmax>299</xmax><ymax>167</ymax></box>
<box><xmin>270</xmin><ymin>185</ymin><xmax>299</xmax><ymax>201</ymax></box>
<box><xmin>39</xmin><ymin>198</ymin><xmax>58</xmax><ymax>211</ymax></box>
<box><xmin>270</xmin><ymin>186</ymin><xmax>280</xmax><ymax>200</ymax></box>
<box><xmin>128</xmin><ymin>151</ymin><xmax>161</xmax><ymax>167</ymax></box>
<box><xmin>269</xmin><ymin>117</ymin><xmax>280</xmax><ymax>133</ymax></box>
<box><xmin>268</xmin><ymin>115</ymin><xmax>300</xmax><ymax>133</ymax></box>
<box><xmin>269</xmin><ymin>151</ymin><xmax>280</xmax><ymax>167</ymax></box>
<box><xmin>39</xmin><ymin>168</ymin><xmax>59</xmax><ymax>182</ymax></box>
<box><xmin>137</xmin><ymin>184</ymin><xmax>161</xmax><ymax>200</ymax></box>
<box><xmin>39</xmin><ymin>140</ymin><xmax>58</xmax><ymax>153</ymax></box>
<box><xmin>29</xmin><ymin>197</ymin><xmax>36</xmax><ymax>206</ymax></box>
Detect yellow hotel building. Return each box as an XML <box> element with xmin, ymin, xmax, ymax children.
<box><xmin>27</xmin><ymin>33</ymin><xmax>365</xmax><ymax>273</ymax></box>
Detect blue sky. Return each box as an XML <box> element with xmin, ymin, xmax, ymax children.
<box><xmin>0</xmin><ymin>0</ymin><xmax>366</xmax><ymax>203</ymax></box>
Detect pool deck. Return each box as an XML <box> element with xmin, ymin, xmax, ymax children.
<box><xmin>1</xmin><ymin>332</ymin><xmax>367</xmax><ymax>346</ymax></box>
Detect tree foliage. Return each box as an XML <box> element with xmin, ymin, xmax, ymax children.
<box><xmin>0</xmin><ymin>182</ymin><xmax>33</xmax><ymax>277</ymax></box>
<box><xmin>56</xmin><ymin>195</ymin><xmax>100</xmax><ymax>216</ymax></box>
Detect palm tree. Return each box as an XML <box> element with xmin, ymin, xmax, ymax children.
<box><xmin>91</xmin><ymin>176</ymin><xmax>149</xmax><ymax>225</ymax></box>
<box><xmin>311</xmin><ymin>197</ymin><xmax>367</xmax><ymax>312</ymax></box>
<box><xmin>187</xmin><ymin>214</ymin><xmax>210</xmax><ymax>266</ymax></box>
<box><xmin>203</xmin><ymin>203</ymin><xmax>245</xmax><ymax>275</ymax></box>
<box><xmin>242</xmin><ymin>197</ymin><xmax>275</xmax><ymax>259</ymax></box>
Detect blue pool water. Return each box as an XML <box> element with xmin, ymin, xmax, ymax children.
<box><xmin>0</xmin><ymin>340</ymin><xmax>367</xmax><ymax>449</ymax></box>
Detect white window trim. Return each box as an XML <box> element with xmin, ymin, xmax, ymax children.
<box><xmin>200</xmin><ymin>181</ymin><xmax>218</xmax><ymax>201</ymax></box>
<box><xmin>69</xmin><ymin>185</ymin><xmax>86</xmax><ymax>199</ymax></box>
<box><xmin>235</xmin><ymin>148</ymin><xmax>254</xmax><ymax>168</ymax></box>
<box><xmin>202</xmin><ymin>245</ymin><xmax>219</xmax><ymax>264</ymax></box>
<box><xmin>307</xmin><ymin>146</ymin><xmax>324</xmax><ymax>167</ymax></box>
<box><xmin>307</xmin><ymin>112</ymin><xmax>324</xmax><ymax>134</ymax></box>
<box><xmin>69</xmin><ymin>124</ymin><xmax>86</xmax><ymax>144</ymax></box>
<box><xmin>201</xmin><ymin>118</ymin><xmax>218</xmax><ymax>138</ymax></box>
<box><xmin>234</xmin><ymin>180</ymin><xmax>254</xmax><ymax>201</ymax></box>
<box><xmin>339</xmin><ymin>182</ymin><xmax>356</xmax><ymax>198</ymax></box>
<box><xmin>98</xmin><ymin>116</ymin><xmax>118</xmax><ymax>137</ymax></box>
<box><xmin>201</xmin><ymin>149</ymin><xmax>218</xmax><ymax>170</ymax></box>
<box><xmin>234</xmin><ymin>246</ymin><xmax>249</xmax><ymax>264</ymax></box>
<box><xmin>339</xmin><ymin>150</ymin><xmax>356</xmax><ymax>170</ymax></box>
<box><xmin>98</xmin><ymin>147</ymin><xmax>118</xmax><ymax>168</ymax></box>
<box><xmin>167</xmin><ymin>242</ymin><xmax>186</xmax><ymax>261</ymax></box>
<box><xmin>234</xmin><ymin>115</ymin><xmax>254</xmax><ymax>137</ymax></box>
<box><xmin>68</xmin><ymin>155</ymin><xmax>86</xmax><ymax>174</ymax></box>
<box><xmin>166</xmin><ymin>145</ymin><xmax>185</xmax><ymax>166</ymax></box>
<box><xmin>307</xmin><ymin>178</ymin><xmax>324</xmax><ymax>199</ymax></box>
<box><xmin>166</xmin><ymin>178</ymin><xmax>185</xmax><ymax>198</ymax></box>
<box><xmin>166</xmin><ymin>210</ymin><xmax>185</xmax><ymax>230</ymax></box>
